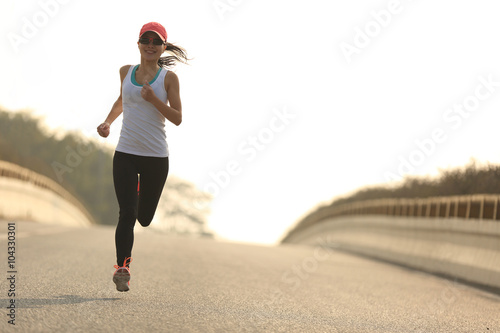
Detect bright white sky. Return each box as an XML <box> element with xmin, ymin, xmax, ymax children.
<box><xmin>2</xmin><ymin>0</ymin><xmax>500</xmax><ymax>245</ymax></box>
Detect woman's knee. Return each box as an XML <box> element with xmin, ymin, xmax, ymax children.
<box><xmin>137</xmin><ymin>210</ymin><xmax>154</xmax><ymax>227</ymax></box>
<box><xmin>137</xmin><ymin>197</ymin><xmax>161</xmax><ymax>227</ymax></box>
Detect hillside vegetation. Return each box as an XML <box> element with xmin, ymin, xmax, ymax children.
<box><xmin>0</xmin><ymin>109</ymin><xmax>211</xmax><ymax>235</ymax></box>
<box><xmin>331</xmin><ymin>160</ymin><xmax>500</xmax><ymax>208</ymax></box>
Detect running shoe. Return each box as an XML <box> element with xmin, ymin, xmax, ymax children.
<box><xmin>113</xmin><ymin>257</ymin><xmax>132</xmax><ymax>292</ymax></box>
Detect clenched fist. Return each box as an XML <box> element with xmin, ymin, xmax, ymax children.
<box><xmin>141</xmin><ymin>81</ymin><xmax>156</xmax><ymax>102</ymax></box>
<box><xmin>97</xmin><ymin>122</ymin><xmax>110</xmax><ymax>138</ymax></box>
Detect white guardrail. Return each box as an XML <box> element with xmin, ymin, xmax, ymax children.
<box><xmin>282</xmin><ymin>195</ymin><xmax>500</xmax><ymax>292</ymax></box>
<box><xmin>0</xmin><ymin>160</ymin><xmax>94</xmax><ymax>227</ymax></box>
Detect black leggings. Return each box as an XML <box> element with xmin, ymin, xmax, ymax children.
<box><xmin>113</xmin><ymin>151</ymin><xmax>169</xmax><ymax>266</ymax></box>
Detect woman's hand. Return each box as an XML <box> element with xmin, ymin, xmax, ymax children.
<box><xmin>141</xmin><ymin>81</ymin><xmax>157</xmax><ymax>103</ymax></box>
<box><xmin>97</xmin><ymin>122</ymin><xmax>110</xmax><ymax>138</ymax></box>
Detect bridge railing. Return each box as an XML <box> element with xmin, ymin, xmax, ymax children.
<box><xmin>0</xmin><ymin>160</ymin><xmax>95</xmax><ymax>224</ymax></box>
<box><xmin>284</xmin><ymin>194</ymin><xmax>500</xmax><ymax>242</ymax></box>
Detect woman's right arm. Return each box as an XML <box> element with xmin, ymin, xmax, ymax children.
<box><xmin>97</xmin><ymin>65</ymin><xmax>131</xmax><ymax>138</ymax></box>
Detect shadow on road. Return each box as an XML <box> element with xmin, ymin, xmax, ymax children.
<box><xmin>0</xmin><ymin>295</ymin><xmax>120</xmax><ymax>308</ymax></box>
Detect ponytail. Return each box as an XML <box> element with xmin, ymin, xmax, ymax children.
<box><xmin>158</xmin><ymin>42</ymin><xmax>189</xmax><ymax>69</ymax></box>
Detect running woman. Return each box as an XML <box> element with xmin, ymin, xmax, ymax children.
<box><xmin>97</xmin><ymin>22</ymin><xmax>188</xmax><ymax>292</ymax></box>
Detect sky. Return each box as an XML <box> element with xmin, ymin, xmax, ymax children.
<box><xmin>2</xmin><ymin>0</ymin><xmax>500</xmax><ymax>245</ymax></box>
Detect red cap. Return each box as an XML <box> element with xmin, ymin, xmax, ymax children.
<box><xmin>139</xmin><ymin>22</ymin><xmax>167</xmax><ymax>42</ymax></box>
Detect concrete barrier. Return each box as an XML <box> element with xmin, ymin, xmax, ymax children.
<box><xmin>0</xmin><ymin>161</ymin><xmax>94</xmax><ymax>227</ymax></box>
<box><xmin>283</xmin><ymin>215</ymin><xmax>500</xmax><ymax>292</ymax></box>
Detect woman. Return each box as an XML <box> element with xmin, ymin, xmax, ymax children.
<box><xmin>97</xmin><ymin>22</ymin><xmax>188</xmax><ymax>292</ymax></box>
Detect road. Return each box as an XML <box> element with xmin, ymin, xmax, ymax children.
<box><xmin>0</xmin><ymin>220</ymin><xmax>499</xmax><ymax>332</ymax></box>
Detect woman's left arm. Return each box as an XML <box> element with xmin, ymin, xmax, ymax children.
<box><xmin>141</xmin><ymin>71</ymin><xmax>182</xmax><ymax>126</ymax></box>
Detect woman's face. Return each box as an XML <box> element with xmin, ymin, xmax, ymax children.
<box><xmin>137</xmin><ymin>31</ymin><xmax>165</xmax><ymax>61</ymax></box>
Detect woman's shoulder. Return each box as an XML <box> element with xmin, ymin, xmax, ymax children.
<box><xmin>119</xmin><ymin>65</ymin><xmax>134</xmax><ymax>75</ymax></box>
<box><xmin>164</xmin><ymin>70</ymin><xmax>178</xmax><ymax>82</ymax></box>
<box><xmin>163</xmin><ymin>70</ymin><xmax>179</xmax><ymax>90</ymax></box>
<box><xmin>118</xmin><ymin>65</ymin><xmax>135</xmax><ymax>81</ymax></box>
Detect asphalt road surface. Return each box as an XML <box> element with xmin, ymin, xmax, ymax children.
<box><xmin>0</xmin><ymin>220</ymin><xmax>499</xmax><ymax>332</ymax></box>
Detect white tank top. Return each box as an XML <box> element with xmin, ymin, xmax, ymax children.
<box><xmin>116</xmin><ymin>65</ymin><xmax>169</xmax><ymax>157</ymax></box>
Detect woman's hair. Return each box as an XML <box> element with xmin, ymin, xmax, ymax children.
<box><xmin>158</xmin><ymin>42</ymin><xmax>189</xmax><ymax>69</ymax></box>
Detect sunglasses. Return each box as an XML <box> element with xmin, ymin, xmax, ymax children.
<box><xmin>138</xmin><ymin>37</ymin><xmax>165</xmax><ymax>46</ymax></box>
